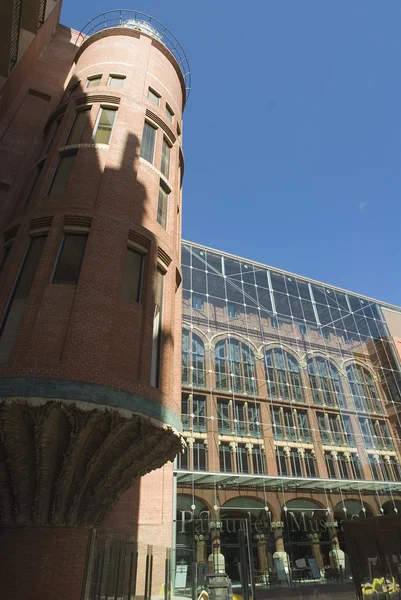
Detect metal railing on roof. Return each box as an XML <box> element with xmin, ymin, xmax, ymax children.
<box><xmin>75</xmin><ymin>9</ymin><xmax>191</xmax><ymax>101</ymax></box>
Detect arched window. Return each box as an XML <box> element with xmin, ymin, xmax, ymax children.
<box><xmin>264</xmin><ymin>348</ymin><xmax>304</xmax><ymax>402</ymax></box>
<box><xmin>307</xmin><ymin>357</ymin><xmax>345</xmax><ymax>407</ymax></box>
<box><xmin>215</xmin><ymin>339</ymin><xmax>257</xmax><ymax>395</ymax></box>
<box><xmin>182</xmin><ymin>329</ymin><xmax>205</xmax><ymax>387</ymax></box>
<box><xmin>346</xmin><ymin>364</ymin><xmax>382</xmax><ymax>413</ymax></box>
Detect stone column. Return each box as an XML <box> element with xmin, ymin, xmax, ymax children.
<box><xmin>307</xmin><ymin>533</ymin><xmax>324</xmax><ymax>571</ymax></box>
<box><xmin>254</xmin><ymin>534</ymin><xmax>269</xmax><ymax>571</ymax></box>
<box><xmin>195</xmin><ymin>534</ymin><xmax>209</xmax><ymax>563</ymax></box>
<box><xmin>208</xmin><ymin>521</ymin><xmax>225</xmax><ymax>574</ymax></box>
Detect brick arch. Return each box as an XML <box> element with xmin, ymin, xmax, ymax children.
<box><xmin>259</xmin><ymin>342</ymin><xmax>303</xmax><ymax>364</ymax></box>
<box><xmin>182</xmin><ymin>325</ymin><xmax>209</xmax><ymax>346</ymax></box>
<box><xmin>209</xmin><ymin>332</ymin><xmax>259</xmax><ymax>355</ymax></box>
<box><xmin>305</xmin><ymin>351</ymin><xmax>342</xmax><ymax>371</ymax></box>
<box><xmin>176</xmin><ymin>492</ymin><xmax>213</xmax><ymax>516</ymax></box>
<box><xmin>220</xmin><ymin>495</ymin><xmax>277</xmax><ymax>522</ymax></box>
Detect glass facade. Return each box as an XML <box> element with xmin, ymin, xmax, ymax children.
<box><xmin>175</xmin><ymin>241</ymin><xmax>401</xmax><ymax>594</ymax></box>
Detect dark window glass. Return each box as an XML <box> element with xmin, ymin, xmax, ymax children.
<box><xmin>53</xmin><ymin>234</ymin><xmax>87</xmax><ymax>284</ymax></box>
<box><xmin>150</xmin><ymin>268</ymin><xmax>164</xmax><ymax>387</ymax></box>
<box><xmin>217</xmin><ymin>400</ymin><xmax>231</xmax><ymax>434</ymax></box>
<box><xmin>181</xmin><ymin>393</ymin><xmax>190</xmax><ymax>430</ymax></box>
<box><xmin>276</xmin><ymin>448</ymin><xmax>289</xmax><ymax>476</ymax></box>
<box><xmin>219</xmin><ymin>443</ymin><xmax>233</xmax><ymax>472</ymax></box>
<box><xmin>0</xmin><ymin>237</ymin><xmax>46</xmax><ymax>362</ymax></box>
<box><xmin>290</xmin><ymin>448</ymin><xmax>302</xmax><ymax>477</ymax></box>
<box><xmin>193</xmin><ymin>441</ymin><xmax>207</xmax><ymax>471</ymax></box>
<box><xmin>325</xmin><ymin>453</ymin><xmax>337</xmax><ymax>478</ymax></box>
<box><xmin>140</xmin><ymin>122</ymin><xmax>157</xmax><ymax>163</ymax></box>
<box><xmin>48</xmin><ymin>152</ymin><xmax>77</xmax><ymax>196</ymax></box>
<box><xmin>182</xmin><ymin>329</ymin><xmax>205</xmax><ymax>387</ymax></box>
<box><xmin>237</xmin><ymin>444</ymin><xmax>250</xmax><ymax>474</ymax></box>
<box><xmin>121</xmin><ymin>248</ymin><xmax>143</xmax><ymax>302</ymax></box>
<box><xmin>157</xmin><ymin>183</ymin><xmax>169</xmax><ymax>228</ymax></box>
<box><xmin>67</xmin><ymin>109</ymin><xmax>90</xmax><ymax>145</ymax></box>
<box><xmin>177</xmin><ymin>446</ymin><xmax>189</xmax><ymax>470</ymax></box>
<box><xmin>252</xmin><ymin>446</ymin><xmax>266</xmax><ymax>474</ymax></box>
<box><xmin>304</xmin><ymin>451</ymin><xmax>317</xmax><ymax>477</ymax></box>
<box><xmin>161</xmin><ymin>138</ymin><xmax>171</xmax><ymax>178</ymax></box>
<box><xmin>193</xmin><ymin>395</ymin><xmax>206</xmax><ymax>432</ymax></box>
<box><xmin>26</xmin><ymin>160</ymin><xmax>44</xmax><ymax>204</ymax></box>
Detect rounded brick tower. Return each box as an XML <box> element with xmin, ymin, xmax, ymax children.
<box><xmin>0</xmin><ymin>11</ymin><xmax>189</xmax><ymax>599</ymax></box>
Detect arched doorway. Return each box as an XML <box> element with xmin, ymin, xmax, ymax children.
<box><xmin>282</xmin><ymin>499</ymin><xmax>331</xmax><ymax>576</ymax></box>
<box><xmin>176</xmin><ymin>495</ymin><xmax>211</xmax><ymax>566</ymax></box>
<box><xmin>382</xmin><ymin>500</ymin><xmax>401</xmax><ymax>515</ymax></box>
<box><xmin>220</xmin><ymin>497</ymin><xmax>271</xmax><ymax>583</ymax></box>
<box><xmin>333</xmin><ymin>500</ymin><xmax>373</xmax><ymax>552</ymax></box>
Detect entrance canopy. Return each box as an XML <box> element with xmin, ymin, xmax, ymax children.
<box><xmin>176</xmin><ymin>470</ymin><xmax>401</xmax><ymax>494</ymax></box>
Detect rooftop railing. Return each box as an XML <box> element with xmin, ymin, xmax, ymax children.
<box><xmin>75</xmin><ymin>10</ymin><xmax>191</xmax><ymax>100</ymax></box>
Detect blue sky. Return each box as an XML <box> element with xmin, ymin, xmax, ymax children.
<box><xmin>61</xmin><ymin>1</ymin><xmax>401</xmax><ymax>306</ymax></box>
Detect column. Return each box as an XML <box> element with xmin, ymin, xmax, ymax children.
<box><xmin>307</xmin><ymin>533</ymin><xmax>324</xmax><ymax>571</ymax></box>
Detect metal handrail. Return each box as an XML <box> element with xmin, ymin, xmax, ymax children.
<box><xmin>75</xmin><ymin>9</ymin><xmax>191</xmax><ymax>100</ymax></box>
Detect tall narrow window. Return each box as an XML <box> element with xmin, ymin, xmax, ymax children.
<box><xmin>165</xmin><ymin>103</ymin><xmax>174</xmax><ymax>121</ymax></box>
<box><xmin>25</xmin><ymin>159</ymin><xmax>45</xmax><ymax>204</ymax></box>
<box><xmin>48</xmin><ymin>151</ymin><xmax>77</xmax><ymax>196</ymax></box>
<box><xmin>324</xmin><ymin>452</ymin><xmax>337</xmax><ymax>478</ymax></box>
<box><xmin>86</xmin><ymin>74</ymin><xmax>102</xmax><ymax>88</ymax></box>
<box><xmin>140</xmin><ymin>122</ymin><xmax>157</xmax><ymax>163</ymax></box>
<box><xmin>217</xmin><ymin>399</ymin><xmax>231</xmax><ymax>434</ymax></box>
<box><xmin>181</xmin><ymin>394</ymin><xmax>190</xmax><ymax>430</ymax></box>
<box><xmin>66</xmin><ymin>108</ymin><xmax>90</xmax><ymax>145</ymax></box>
<box><xmin>233</xmin><ymin>401</ymin><xmax>247</xmax><ymax>436</ymax></box>
<box><xmin>182</xmin><ymin>329</ymin><xmax>205</xmax><ymax>387</ymax></box>
<box><xmin>193</xmin><ymin>441</ymin><xmax>207</xmax><ymax>471</ymax></box>
<box><xmin>157</xmin><ymin>182</ymin><xmax>169</xmax><ymax>229</ymax></box>
<box><xmin>304</xmin><ymin>450</ymin><xmax>317</xmax><ymax>477</ymax></box>
<box><xmin>121</xmin><ymin>248</ymin><xmax>144</xmax><ymax>302</ymax></box>
<box><xmin>237</xmin><ymin>444</ymin><xmax>250</xmax><ymax>474</ymax></box>
<box><xmin>107</xmin><ymin>74</ymin><xmax>125</xmax><ymax>88</ymax></box>
<box><xmin>147</xmin><ymin>88</ymin><xmax>160</xmax><ymax>106</ymax></box>
<box><xmin>265</xmin><ymin>349</ymin><xmax>304</xmax><ymax>402</ymax></box>
<box><xmin>248</xmin><ymin>404</ymin><xmax>262</xmax><ymax>438</ymax></box>
<box><xmin>219</xmin><ymin>442</ymin><xmax>233</xmax><ymax>472</ymax></box>
<box><xmin>276</xmin><ymin>448</ymin><xmax>289</xmax><ymax>476</ymax></box>
<box><xmin>215</xmin><ymin>338</ymin><xmax>257</xmax><ymax>395</ymax></box>
<box><xmin>0</xmin><ymin>237</ymin><xmax>46</xmax><ymax>362</ymax></box>
<box><xmin>252</xmin><ymin>446</ymin><xmax>266</xmax><ymax>474</ymax></box>
<box><xmin>161</xmin><ymin>138</ymin><xmax>171</xmax><ymax>178</ymax></box>
<box><xmin>150</xmin><ymin>268</ymin><xmax>164</xmax><ymax>387</ymax></box>
<box><xmin>192</xmin><ymin>395</ymin><xmax>206</xmax><ymax>432</ymax></box>
<box><xmin>53</xmin><ymin>234</ymin><xmax>87</xmax><ymax>284</ymax></box>
<box><xmin>346</xmin><ymin>364</ymin><xmax>382</xmax><ymax>413</ymax></box>
<box><xmin>93</xmin><ymin>107</ymin><xmax>117</xmax><ymax>145</ymax></box>
<box><xmin>307</xmin><ymin>357</ymin><xmax>345</xmax><ymax>407</ymax></box>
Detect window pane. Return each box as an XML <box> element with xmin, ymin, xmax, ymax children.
<box><xmin>86</xmin><ymin>75</ymin><xmax>101</xmax><ymax>87</ymax></box>
<box><xmin>165</xmin><ymin>104</ymin><xmax>174</xmax><ymax>121</ymax></box>
<box><xmin>140</xmin><ymin>122</ymin><xmax>157</xmax><ymax>163</ymax></box>
<box><xmin>150</xmin><ymin>268</ymin><xmax>164</xmax><ymax>387</ymax></box>
<box><xmin>53</xmin><ymin>234</ymin><xmax>87</xmax><ymax>284</ymax></box>
<box><xmin>93</xmin><ymin>108</ymin><xmax>117</xmax><ymax>144</ymax></box>
<box><xmin>161</xmin><ymin>139</ymin><xmax>171</xmax><ymax>178</ymax></box>
<box><xmin>147</xmin><ymin>88</ymin><xmax>160</xmax><ymax>106</ymax></box>
<box><xmin>0</xmin><ymin>237</ymin><xmax>46</xmax><ymax>362</ymax></box>
<box><xmin>48</xmin><ymin>153</ymin><xmax>77</xmax><ymax>196</ymax></box>
<box><xmin>157</xmin><ymin>184</ymin><xmax>169</xmax><ymax>229</ymax></box>
<box><xmin>108</xmin><ymin>75</ymin><xmax>125</xmax><ymax>88</ymax></box>
<box><xmin>121</xmin><ymin>248</ymin><xmax>143</xmax><ymax>302</ymax></box>
<box><xmin>26</xmin><ymin>161</ymin><xmax>44</xmax><ymax>204</ymax></box>
<box><xmin>67</xmin><ymin>109</ymin><xmax>90</xmax><ymax>145</ymax></box>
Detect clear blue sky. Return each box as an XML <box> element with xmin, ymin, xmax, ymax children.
<box><xmin>61</xmin><ymin>1</ymin><xmax>401</xmax><ymax>306</ymax></box>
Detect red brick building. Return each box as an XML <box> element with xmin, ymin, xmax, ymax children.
<box><xmin>0</xmin><ymin>4</ymin><xmax>188</xmax><ymax>598</ymax></box>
